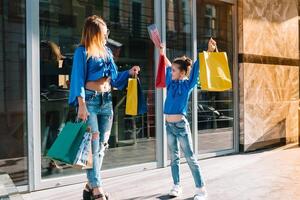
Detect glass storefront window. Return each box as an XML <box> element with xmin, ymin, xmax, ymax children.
<box><xmin>197</xmin><ymin>0</ymin><xmax>234</xmax><ymax>154</ymax></box>
<box><xmin>0</xmin><ymin>0</ymin><xmax>28</xmax><ymax>186</ymax></box>
<box><xmin>39</xmin><ymin>0</ymin><xmax>156</xmax><ymax>179</ymax></box>
<box><xmin>166</xmin><ymin>0</ymin><xmax>192</xmax><ymax>59</ymax></box>
<box><xmin>0</xmin><ymin>0</ymin><xmax>238</xmax><ymax>190</ymax></box>
<box><xmin>166</xmin><ymin>0</ymin><xmax>193</xmax><ymax>158</ymax></box>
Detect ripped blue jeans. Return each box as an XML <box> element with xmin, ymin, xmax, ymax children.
<box><xmin>84</xmin><ymin>89</ymin><xmax>113</xmax><ymax>188</ymax></box>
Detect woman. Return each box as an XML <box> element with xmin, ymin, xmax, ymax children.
<box><xmin>160</xmin><ymin>38</ymin><xmax>217</xmax><ymax>200</ymax></box>
<box><xmin>68</xmin><ymin>15</ymin><xmax>140</xmax><ymax>200</ymax></box>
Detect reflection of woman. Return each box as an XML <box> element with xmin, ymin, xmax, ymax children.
<box><xmin>40</xmin><ymin>40</ymin><xmax>67</xmax><ymax>174</ymax></box>
<box><xmin>40</xmin><ymin>40</ymin><xmax>64</xmax><ymax>62</ymax></box>
<box><xmin>40</xmin><ymin>40</ymin><xmax>65</xmax><ymax>89</ymax></box>
<box><xmin>159</xmin><ymin>38</ymin><xmax>217</xmax><ymax>200</ymax></box>
<box><xmin>68</xmin><ymin>15</ymin><xmax>140</xmax><ymax>200</ymax></box>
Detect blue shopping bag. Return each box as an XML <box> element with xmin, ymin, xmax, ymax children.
<box><xmin>137</xmin><ymin>78</ymin><xmax>147</xmax><ymax>115</ymax></box>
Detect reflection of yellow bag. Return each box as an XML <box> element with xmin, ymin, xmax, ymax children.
<box><xmin>125</xmin><ymin>78</ymin><xmax>138</xmax><ymax>115</ymax></box>
<box><xmin>199</xmin><ymin>51</ymin><xmax>232</xmax><ymax>91</ymax></box>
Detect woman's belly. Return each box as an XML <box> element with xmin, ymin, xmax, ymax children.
<box><xmin>85</xmin><ymin>77</ymin><xmax>111</xmax><ymax>93</ymax></box>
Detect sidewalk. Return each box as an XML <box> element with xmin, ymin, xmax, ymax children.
<box><xmin>22</xmin><ymin>144</ymin><xmax>300</xmax><ymax>200</ymax></box>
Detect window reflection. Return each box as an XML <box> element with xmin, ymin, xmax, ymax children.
<box><xmin>0</xmin><ymin>0</ymin><xmax>28</xmax><ymax>186</ymax></box>
<box><xmin>197</xmin><ymin>0</ymin><xmax>234</xmax><ymax>154</ymax></box>
<box><xmin>40</xmin><ymin>0</ymin><xmax>156</xmax><ymax>178</ymax></box>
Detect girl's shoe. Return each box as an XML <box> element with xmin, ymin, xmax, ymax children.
<box><xmin>169</xmin><ymin>184</ymin><xmax>182</xmax><ymax>197</ymax></box>
<box><xmin>193</xmin><ymin>187</ymin><xmax>207</xmax><ymax>200</ymax></box>
<box><xmin>194</xmin><ymin>194</ymin><xmax>206</xmax><ymax>200</ymax></box>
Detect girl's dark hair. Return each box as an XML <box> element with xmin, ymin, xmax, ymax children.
<box><xmin>172</xmin><ymin>56</ymin><xmax>193</xmax><ymax>76</ymax></box>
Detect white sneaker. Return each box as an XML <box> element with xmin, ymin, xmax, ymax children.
<box><xmin>169</xmin><ymin>184</ymin><xmax>182</xmax><ymax>197</ymax></box>
<box><xmin>194</xmin><ymin>187</ymin><xmax>207</xmax><ymax>200</ymax></box>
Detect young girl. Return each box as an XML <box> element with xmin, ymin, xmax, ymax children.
<box><xmin>69</xmin><ymin>15</ymin><xmax>140</xmax><ymax>200</ymax></box>
<box><xmin>160</xmin><ymin>38</ymin><xmax>217</xmax><ymax>200</ymax></box>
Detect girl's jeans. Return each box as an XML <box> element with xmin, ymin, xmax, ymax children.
<box><xmin>166</xmin><ymin>117</ymin><xmax>205</xmax><ymax>188</ymax></box>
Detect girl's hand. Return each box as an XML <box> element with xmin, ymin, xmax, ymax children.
<box><xmin>208</xmin><ymin>38</ymin><xmax>217</xmax><ymax>52</ymax></box>
<box><xmin>159</xmin><ymin>43</ymin><xmax>165</xmax><ymax>55</ymax></box>
<box><xmin>165</xmin><ymin>56</ymin><xmax>171</xmax><ymax>66</ymax></box>
<box><xmin>77</xmin><ymin>103</ymin><xmax>89</xmax><ymax>121</ymax></box>
<box><xmin>159</xmin><ymin>43</ymin><xmax>171</xmax><ymax>66</ymax></box>
<box><xmin>129</xmin><ymin>65</ymin><xmax>140</xmax><ymax>76</ymax></box>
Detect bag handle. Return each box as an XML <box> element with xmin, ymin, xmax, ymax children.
<box><xmin>131</xmin><ymin>73</ymin><xmax>138</xmax><ymax>79</ymax></box>
<box><xmin>75</xmin><ymin>117</ymin><xmax>88</xmax><ymax>123</ymax></box>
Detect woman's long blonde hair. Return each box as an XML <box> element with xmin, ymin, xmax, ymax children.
<box><xmin>80</xmin><ymin>15</ymin><xmax>108</xmax><ymax>59</ymax></box>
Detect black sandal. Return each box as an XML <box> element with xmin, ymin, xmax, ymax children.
<box><xmin>83</xmin><ymin>184</ymin><xmax>92</xmax><ymax>200</ymax></box>
<box><xmin>91</xmin><ymin>193</ymin><xmax>105</xmax><ymax>200</ymax></box>
<box><xmin>82</xmin><ymin>184</ymin><xmax>109</xmax><ymax>200</ymax></box>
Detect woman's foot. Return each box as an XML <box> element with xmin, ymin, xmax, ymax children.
<box><xmin>82</xmin><ymin>184</ymin><xmax>92</xmax><ymax>200</ymax></box>
<box><xmin>92</xmin><ymin>187</ymin><xmax>107</xmax><ymax>200</ymax></box>
<box><xmin>194</xmin><ymin>187</ymin><xmax>207</xmax><ymax>200</ymax></box>
<box><xmin>169</xmin><ymin>184</ymin><xmax>182</xmax><ymax>197</ymax></box>
<box><xmin>83</xmin><ymin>184</ymin><xmax>109</xmax><ymax>200</ymax></box>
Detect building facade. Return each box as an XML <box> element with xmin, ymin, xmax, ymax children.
<box><xmin>0</xmin><ymin>0</ymin><xmax>298</xmax><ymax>192</ymax></box>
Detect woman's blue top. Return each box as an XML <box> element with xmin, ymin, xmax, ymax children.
<box><xmin>68</xmin><ymin>45</ymin><xmax>130</xmax><ymax>106</ymax></box>
<box><xmin>163</xmin><ymin>60</ymin><xmax>199</xmax><ymax>116</ymax></box>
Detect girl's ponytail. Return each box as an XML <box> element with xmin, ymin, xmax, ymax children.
<box><xmin>173</xmin><ymin>55</ymin><xmax>193</xmax><ymax>76</ymax></box>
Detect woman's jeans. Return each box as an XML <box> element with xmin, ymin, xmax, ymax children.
<box><xmin>166</xmin><ymin>117</ymin><xmax>205</xmax><ymax>188</ymax></box>
<box><xmin>84</xmin><ymin>89</ymin><xmax>113</xmax><ymax>188</ymax></box>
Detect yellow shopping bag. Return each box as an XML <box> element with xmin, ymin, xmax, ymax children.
<box><xmin>199</xmin><ymin>51</ymin><xmax>232</xmax><ymax>91</ymax></box>
<box><xmin>125</xmin><ymin>77</ymin><xmax>138</xmax><ymax>115</ymax></box>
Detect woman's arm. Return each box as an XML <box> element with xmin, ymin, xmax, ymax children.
<box><xmin>77</xmin><ymin>96</ymin><xmax>89</xmax><ymax>121</ymax></box>
<box><xmin>68</xmin><ymin>46</ymin><xmax>89</xmax><ymax>121</ymax></box>
<box><xmin>68</xmin><ymin>47</ymin><xmax>86</xmax><ymax>106</ymax></box>
<box><xmin>107</xmin><ymin>49</ymin><xmax>140</xmax><ymax>89</ymax></box>
<box><xmin>111</xmin><ymin>69</ymin><xmax>131</xmax><ymax>90</ymax></box>
<box><xmin>110</xmin><ymin>67</ymin><xmax>140</xmax><ymax>90</ymax></box>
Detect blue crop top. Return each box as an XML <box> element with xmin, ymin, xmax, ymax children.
<box><xmin>163</xmin><ymin>59</ymin><xmax>199</xmax><ymax>116</ymax></box>
<box><xmin>68</xmin><ymin>45</ymin><xmax>130</xmax><ymax>106</ymax></box>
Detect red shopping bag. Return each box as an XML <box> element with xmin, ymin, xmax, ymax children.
<box><xmin>155</xmin><ymin>54</ymin><xmax>167</xmax><ymax>88</ymax></box>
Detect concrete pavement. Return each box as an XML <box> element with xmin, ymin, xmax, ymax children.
<box><xmin>22</xmin><ymin>143</ymin><xmax>300</xmax><ymax>200</ymax></box>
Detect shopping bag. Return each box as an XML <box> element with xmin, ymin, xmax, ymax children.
<box><xmin>47</xmin><ymin>121</ymin><xmax>87</xmax><ymax>165</ymax></box>
<box><xmin>155</xmin><ymin>54</ymin><xmax>167</xmax><ymax>88</ymax></box>
<box><xmin>125</xmin><ymin>77</ymin><xmax>138</xmax><ymax>115</ymax></box>
<box><xmin>73</xmin><ymin>131</ymin><xmax>93</xmax><ymax>169</ymax></box>
<box><xmin>137</xmin><ymin>78</ymin><xmax>147</xmax><ymax>115</ymax></box>
<box><xmin>199</xmin><ymin>51</ymin><xmax>232</xmax><ymax>91</ymax></box>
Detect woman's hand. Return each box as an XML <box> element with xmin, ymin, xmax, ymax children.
<box><xmin>77</xmin><ymin>97</ymin><xmax>89</xmax><ymax>121</ymax></box>
<box><xmin>208</xmin><ymin>38</ymin><xmax>217</xmax><ymax>52</ymax></box>
<box><xmin>129</xmin><ymin>65</ymin><xmax>140</xmax><ymax>76</ymax></box>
